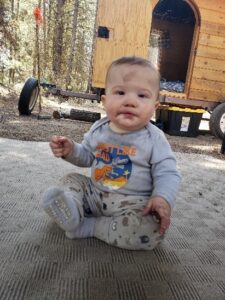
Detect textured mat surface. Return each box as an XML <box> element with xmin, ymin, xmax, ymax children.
<box><xmin>1</xmin><ymin>137</ymin><xmax>225</xmax><ymax>300</ymax></box>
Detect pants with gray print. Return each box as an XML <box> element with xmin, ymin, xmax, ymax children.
<box><xmin>58</xmin><ymin>173</ymin><xmax>164</xmax><ymax>250</ymax></box>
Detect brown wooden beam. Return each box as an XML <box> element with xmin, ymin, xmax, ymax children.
<box><xmin>160</xmin><ymin>95</ymin><xmax>219</xmax><ymax>111</ymax></box>
<box><xmin>49</xmin><ymin>87</ymin><xmax>100</xmax><ymax>101</ymax></box>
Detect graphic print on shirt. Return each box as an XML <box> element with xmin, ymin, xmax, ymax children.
<box><xmin>94</xmin><ymin>143</ymin><xmax>137</xmax><ymax>190</ymax></box>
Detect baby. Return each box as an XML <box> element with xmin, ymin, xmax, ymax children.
<box><xmin>42</xmin><ymin>56</ymin><xmax>181</xmax><ymax>250</ymax></box>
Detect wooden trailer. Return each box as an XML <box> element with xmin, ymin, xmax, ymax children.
<box><xmin>18</xmin><ymin>0</ymin><xmax>225</xmax><ymax>138</ymax></box>
<box><xmin>90</xmin><ymin>0</ymin><xmax>225</xmax><ymax>138</ymax></box>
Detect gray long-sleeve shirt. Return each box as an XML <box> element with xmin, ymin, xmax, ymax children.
<box><xmin>65</xmin><ymin>117</ymin><xmax>181</xmax><ymax>208</ymax></box>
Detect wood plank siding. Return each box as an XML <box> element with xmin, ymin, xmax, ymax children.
<box><xmin>189</xmin><ymin>1</ymin><xmax>225</xmax><ymax>103</ymax></box>
<box><xmin>92</xmin><ymin>0</ymin><xmax>225</xmax><ymax>105</ymax></box>
<box><xmin>92</xmin><ymin>0</ymin><xmax>152</xmax><ymax>88</ymax></box>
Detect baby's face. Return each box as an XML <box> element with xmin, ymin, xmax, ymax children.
<box><xmin>101</xmin><ymin>64</ymin><xmax>159</xmax><ymax>133</ymax></box>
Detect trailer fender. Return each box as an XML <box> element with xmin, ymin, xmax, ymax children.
<box><xmin>18</xmin><ymin>78</ymin><xmax>39</xmax><ymax>115</ymax></box>
<box><xmin>209</xmin><ymin>102</ymin><xmax>225</xmax><ymax>139</ymax></box>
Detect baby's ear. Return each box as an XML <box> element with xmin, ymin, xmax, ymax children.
<box><xmin>155</xmin><ymin>101</ymin><xmax>160</xmax><ymax>110</ymax></box>
<box><xmin>101</xmin><ymin>94</ymin><xmax>106</xmax><ymax>106</ymax></box>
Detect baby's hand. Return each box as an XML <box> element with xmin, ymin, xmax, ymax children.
<box><xmin>142</xmin><ymin>196</ymin><xmax>171</xmax><ymax>235</ymax></box>
<box><xmin>49</xmin><ymin>135</ymin><xmax>73</xmax><ymax>158</ymax></box>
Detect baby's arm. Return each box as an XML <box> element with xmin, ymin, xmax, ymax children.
<box><xmin>49</xmin><ymin>132</ymin><xmax>95</xmax><ymax>167</ymax></box>
<box><xmin>143</xmin><ymin>128</ymin><xmax>181</xmax><ymax>235</ymax></box>
<box><xmin>149</xmin><ymin>129</ymin><xmax>181</xmax><ymax>209</ymax></box>
<box><xmin>142</xmin><ymin>196</ymin><xmax>171</xmax><ymax>235</ymax></box>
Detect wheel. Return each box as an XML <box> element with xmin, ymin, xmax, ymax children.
<box><xmin>18</xmin><ymin>78</ymin><xmax>39</xmax><ymax>115</ymax></box>
<box><xmin>209</xmin><ymin>102</ymin><xmax>225</xmax><ymax>139</ymax></box>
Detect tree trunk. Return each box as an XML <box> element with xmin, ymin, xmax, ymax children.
<box><xmin>9</xmin><ymin>0</ymin><xmax>15</xmax><ymax>84</ymax></box>
<box><xmin>42</xmin><ymin>0</ymin><xmax>47</xmax><ymax>73</ymax></box>
<box><xmin>86</xmin><ymin>1</ymin><xmax>98</xmax><ymax>93</ymax></box>
<box><xmin>16</xmin><ymin>0</ymin><xmax>20</xmax><ymax>19</ymax></box>
<box><xmin>65</xmin><ymin>0</ymin><xmax>79</xmax><ymax>89</ymax></box>
<box><xmin>53</xmin><ymin>108</ymin><xmax>101</xmax><ymax>122</ymax></box>
<box><xmin>11</xmin><ymin>0</ymin><xmax>14</xmax><ymax>16</ymax></box>
<box><xmin>45</xmin><ymin>0</ymin><xmax>53</xmax><ymax>78</ymax></box>
<box><xmin>52</xmin><ymin>0</ymin><xmax>66</xmax><ymax>82</ymax></box>
<box><xmin>32</xmin><ymin>0</ymin><xmax>42</xmax><ymax>79</ymax></box>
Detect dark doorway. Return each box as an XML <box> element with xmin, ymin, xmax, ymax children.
<box><xmin>149</xmin><ymin>0</ymin><xmax>196</xmax><ymax>93</ymax></box>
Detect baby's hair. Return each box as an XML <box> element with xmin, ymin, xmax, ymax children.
<box><xmin>105</xmin><ymin>56</ymin><xmax>160</xmax><ymax>93</ymax></box>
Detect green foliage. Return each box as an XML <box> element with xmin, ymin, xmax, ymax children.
<box><xmin>0</xmin><ymin>0</ymin><xmax>17</xmax><ymax>75</ymax></box>
<box><xmin>1</xmin><ymin>0</ymin><xmax>97</xmax><ymax>91</ymax></box>
<box><xmin>72</xmin><ymin>0</ymin><xmax>97</xmax><ymax>91</ymax></box>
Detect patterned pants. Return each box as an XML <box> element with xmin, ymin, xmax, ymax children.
<box><xmin>53</xmin><ymin>173</ymin><xmax>164</xmax><ymax>250</ymax></box>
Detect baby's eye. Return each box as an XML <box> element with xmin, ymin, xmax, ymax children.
<box><xmin>138</xmin><ymin>94</ymin><xmax>148</xmax><ymax>98</ymax></box>
<box><xmin>116</xmin><ymin>90</ymin><xmax>125</xmax><ymax>95</ymax></box>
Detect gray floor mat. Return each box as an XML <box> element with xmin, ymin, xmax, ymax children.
<box><xmin>1</xmin><ymin>138</ymin><xmax>225</xmax><ymax>300</ymax></box>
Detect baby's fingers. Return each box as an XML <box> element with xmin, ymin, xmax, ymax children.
<box><xmin>51</xmin><ymin>135</ymin><xmax>61</xmax><ymax>144</ymax></box>
<box><xmin>158</xmin><ymin>208</ymin><xmax>170</xmax><ymax>235</ymax></box>
<box><xmin>52</xmin><ymin>148</ymin><xmax>64</xmax><ymax>157</ymax></box>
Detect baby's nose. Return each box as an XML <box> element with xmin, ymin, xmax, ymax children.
<box><xmin>123</xmin><ymin>93</ymin><xmax>138</xmax><ymax>106</ymax></box>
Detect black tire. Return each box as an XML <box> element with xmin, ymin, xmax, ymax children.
<box><xmin>209</xmin><ymin>102</ymin><xmax>225</xmax><ymax>139</ymax></box>
<box><xmin>18</xmin><ymin>78</ymin><xmax>39</xmax><ymax>115</ymax></box>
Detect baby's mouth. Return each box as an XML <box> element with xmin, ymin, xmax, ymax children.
<box><xmin>119</xmin><ymin>111</ymin><xmax>136</xmax><ymax>117</ymax></box>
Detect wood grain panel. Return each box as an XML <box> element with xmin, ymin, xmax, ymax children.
<box><xmin>198</xmin><ymin>33</ymin><xmax>225</xmax><ymax>49</ymax></box>
<box><xmin>194</xmin><ymin>56</ymin><xmax>225</xmax><ymax>72</ymax></box>
<box><xmin>198</xmin><ymin>0</ymin><xmax>225</xmax><ymax>13</ymax></box>
<box><xmin>92</xmin><ymin>0</ymin><xmax>152</xmax><ymax>88</ymax></box>
<box><xmin>151</xmin><ymin>0</ymin><xmax>158</xmax><ymax>9</ymax></box>
<box><xmin>191</xmin><ymin>78</ymin><xmax>225</xmax><ymax>93</ymax></box>
<box><xmin>160</xmin><ymin>91</ymin><xmax>186</xmax><ymax>98</ymax></box>
<box><xmin>199</xmin><ymin>8</ymin><xmax>225</xmax><ymax>25</ymax></box>
<box><xmin>201</xmin><ymin>21</ymin><xmax>225</xmax><ymax>37</ymax></box>
<box><xmin>189</xmin><ymin>89</ymin><xmax>225</xmax><ymax>102</ymax></box>
<box><xmin>96</xmin><ymin>0</ymin><xmax>151</xmax><ymax>45</ymax></box>
<box><xmin>192</xmin><ymin>67</ymin><xmax>225</xmax><ymax>83</ymax></box>
<box><xmin>92</xmin><ymin>41</ymin><xmax>149</xmax><ymax>88</ymax></box>
<box><xmin>196</xmin><ymin>44</ymin><xmax>225</xmax><ymax>60</ymax></box>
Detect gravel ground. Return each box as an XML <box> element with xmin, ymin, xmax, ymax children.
<box><xmin>0</xmin><ymin>86</ymin><xmax>224</xmax><ymax>160</ymax></box>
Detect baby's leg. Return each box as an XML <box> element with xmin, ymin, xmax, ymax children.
<box><xmin>94</xmin><ymin>210</ymin><xmax>163</xmax><ymax>250</ymax></box>
<box><xmin>42</xmin><ymin>173</ymin><xmax>99</xmax><ymax>237</ymax></box>
<box><xmin>94</xmin><ymin>195</ymin><xmax>164</xmax><ymax>250</ymax></box>
<box><xmin>42</xmin><ymin>186</ymin><xmax>83</xmax><ymax>231</ymax></box>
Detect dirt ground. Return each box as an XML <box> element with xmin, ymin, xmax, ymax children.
<box><xmin>0</xmin><ymin>85</ymin><xmax>224</xmax><ymax>160</ymax></box>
